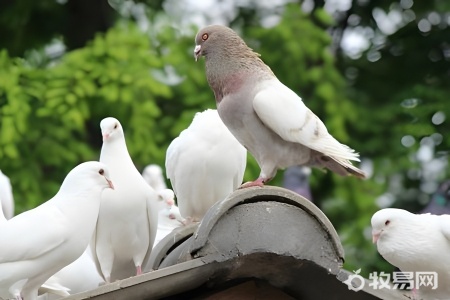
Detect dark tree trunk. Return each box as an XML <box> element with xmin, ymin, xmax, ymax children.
<box><xmin>64</xmin><ymin>0</ymin><xmax>115</xmax><ymax>50</ymax></box>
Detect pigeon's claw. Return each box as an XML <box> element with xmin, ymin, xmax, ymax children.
<box><xmin>136</xmin><ymin>265</ymin><xmax>142</xmax><ymax>276</ymax></box>
<box><xmin>239</xmin><ymin>177</ymin><xmax>267</xmax><ymax>189</ymax></box>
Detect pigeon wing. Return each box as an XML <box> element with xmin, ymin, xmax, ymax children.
<box><xmin>142</xmin><ymin>188</ymin><xmax>159</xmax><ymax>269</ymax></box>
<box><xmin>438</xmin><ymin>215</ymin><xmax>450</xmax><ymax>242</ymax></box>
<box><xmin>89</xmin><ymin>226</ymin><xmax>107</xmax><ymax>281</ymax></box>
<box><xmin>165</xmin><ymin>135</ymin><xmax>182</xmax><ymax>196</ymax></box>
<box><xmin>0</xmin><ymin>204</ymin><xmax>67</xmax><ymax>263</ymax></box>
<box><xmin>253</xmin><ymin>78</ymin><xmax>360</xmax><ymax>163</ymax></box>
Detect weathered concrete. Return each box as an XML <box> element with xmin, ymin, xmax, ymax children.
<box><xmin>64</xmin><ymin>259</ymin><xmax>214</xmax><ymax>300</ymax></box>
<box><xmin>190</xmin><ymin>186</ymin><xmax>343</xmax><ymax>256</ymax></box>
<box><xmin>168</xmin><ymin>186</ymin><xmax>345</xmax><ymax>277</ymax></box>
<box><xmin>146</xmin><ymin>223</ymin><xmax>198</xmax><ymax>271</ymax></box>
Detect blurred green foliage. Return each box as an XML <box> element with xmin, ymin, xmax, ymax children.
<box><xmin>0</xmin><ymin>23</ymin><xmax>174</xmax><ymax>211</ymax></box>
<box><xmin>0</xmin><ymin>0</ymin><xmax>449</xmax><ymax>278</ymax></box>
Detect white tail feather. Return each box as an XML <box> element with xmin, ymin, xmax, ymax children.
<box><xmin>320</xmin><ymin>135</ymin><xmax>360</xmax><ymax>162</ymax></box>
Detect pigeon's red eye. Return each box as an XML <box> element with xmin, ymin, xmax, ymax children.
<box><xmin>385</xmin><ymin>220</ymin><xmax>390</xmax><ymax>226</ymax></box>
<box><xmin>99</xmin><ymin>169</ymin><xmax>104</xmax><ymax>175</ymax></box>
<box><xmin>202</xmin><ymin>33</ymin><xmax>208</xmax><ymax>41</ymax></box>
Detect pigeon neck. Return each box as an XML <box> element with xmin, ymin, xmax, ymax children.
<box><xmin>0</xmin><ymin>203</ymin><xmax>6</xmax><ymax>223</ymax></box>
<box><xmin>100</xmin><ymin>139</ymin><xmax>135</xmax><ymax>168</ymax></box>
<box><xmin>54</xmin><ymin>186</ymin><xmax>103</xmax><ymax>235</ymax></box>
<box><xmin>59</xmin><ymin>178</ymin><xmax>101</xmax><ymax>198</ymax></box>
<box><xmin>205</xmin><ymin>54</ymin><xmax>272</xmax><ymax>103</ymax></box>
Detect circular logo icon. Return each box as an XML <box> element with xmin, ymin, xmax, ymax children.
<box><xmin>343</xmin><ymin>269</ymin><xmax>365</xmax><ymax>292</ymax></box>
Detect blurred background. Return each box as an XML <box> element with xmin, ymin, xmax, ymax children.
<box><xmin>0</xmin><ymin>0</ymin><xmax>448</xmax><ymax>276</ymax></box>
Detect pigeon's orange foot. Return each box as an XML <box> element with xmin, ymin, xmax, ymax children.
<box><xmin>181</xmin><ymin>217</ymin><xmax>199</xmax><ymax>226</ymax></box>
<box><xmin>136</xmin><ymin>265</ymin><xmax>142</xmax><ymax>276</ymax></box>
<box><xmin>239</xmin><ymin>178</ymin><xmax>266</xmax><ymax>189</ymax></box>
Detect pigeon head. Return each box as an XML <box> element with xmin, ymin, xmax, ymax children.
<box><xmin>143</xmin><ymin>164</ymin><xmax>163</xmax><ymax>179</ymax></box>
<box><xmin>194</xmin><ymin>25</ymin><xmax>252</xmax><ymax>62</ymax></box>
<box><xmin>159</xmin><ymin>189</ymin><xmax>175</xmax><ymax>206</ymax></box>
<box><xmin>100</xmin><ymin>117</ymin><xmax>123</xmax><ymax>142</ymax></box>
<box><xmin>156</xmin><ymin>188</ymin><xmax>175</xmax><ymax>212</ymax></box>
<box><xmin>142</xmin><ymin>164</ymin><xmax>165</xmax><ymax>189</ymax></box>
<box><xmin>60</xmin><ymin>161</ymin><xmax>114</xmax><ymax>194</ymax></box>
<box><xmin>194</xmin><ymin>25</ymin><xmax>273</xmax><ymax>101</ymax></box>
<box><xmin>371</xmin><ymin>208</ymin><xmax>413</xmax><ymax>244</ymax></box>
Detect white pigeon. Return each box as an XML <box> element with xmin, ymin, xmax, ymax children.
<box><xmin>0</xmin><ymin>169</ymin><xmax>15</xmax><ymax>220</ymax></box>
<box><xmin>371</xmin><ymin>208</ymin><xmax>450</xmax><ymax>300</ymax></box>
<box><xmin>41</xmin><ymin>246</ymin><xmax>104</xmax><ymax>299</ymax></box>
<box><xmin>153</xmin><ymin>189</ymin><xmax>184</xmax><ymax>249</ymax></box>
<box><xmin>142</xmin><ymin>164</ymin><xmax>167</xmax><ymax>192</ymax></box>
<box><xmin>0</xmin><ymin>195</ymin><xmax>6</xmax><ymax>225</ymax></box>
<box><xmin>92</xmin><ymin>117</ymin><xmax>159</xmax><ymax>282</ymax></box>
<box><xmin>166</xmin><ymin>109</ymin><xmax>247</xmax><ymax>222</ymax></box>
<box><xmin>155</xmin><ymin>188</ymin><xmax>176</xmax><ymax>212</ymax></box>
<box><xmin>37</xmin><ymin>281</ymin><xmax>70</xmax><ymax>299</ymax></box>
<box><xmin>0</xmin><ymin>161</ymin><xmax>113</xmax><ymax>300</ymax></box>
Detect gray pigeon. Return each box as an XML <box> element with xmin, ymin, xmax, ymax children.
<box><xmin>194</xmin><ymin>25</ymin><xmax>365</xmax><ymax>188</ymax></box>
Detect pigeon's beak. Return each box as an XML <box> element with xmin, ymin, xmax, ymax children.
<box><xmin>105</xmin><ymin>177</ymin><xmax>114</xmax><ymax>190</ymax></box>
<box><xmin>102</xmin><ymin>133</ymin><xmax>110</xmax><ymax>141</ymax></box>
<box><xmin>372</xmin><ymin>230</ymin><xmax>381</xmax><ymax>244</ymax></box>
<box><xmin>194</xmin><ymin>45</ymin><xmax>201</xmax><ymax>61</ymax></box>
<box><xmin>166</xmin><ymin>198</ymin><xmax>174</xmax><ymax>206</ymax></box>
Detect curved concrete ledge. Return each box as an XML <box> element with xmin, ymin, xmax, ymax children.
<box><xmin>146</xmin><ymin>223</ymin><xmax>198</xmax><ymax>271</ymax></box>
<box><xmin>171</xmin><ymin>186</ymin><xmax>345</xmax><ymax>275</ymax></box>
<box><xmin>191</xmin><ymin>186</ymin><xmax>343</xmax><ymax>257</ymax></box>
